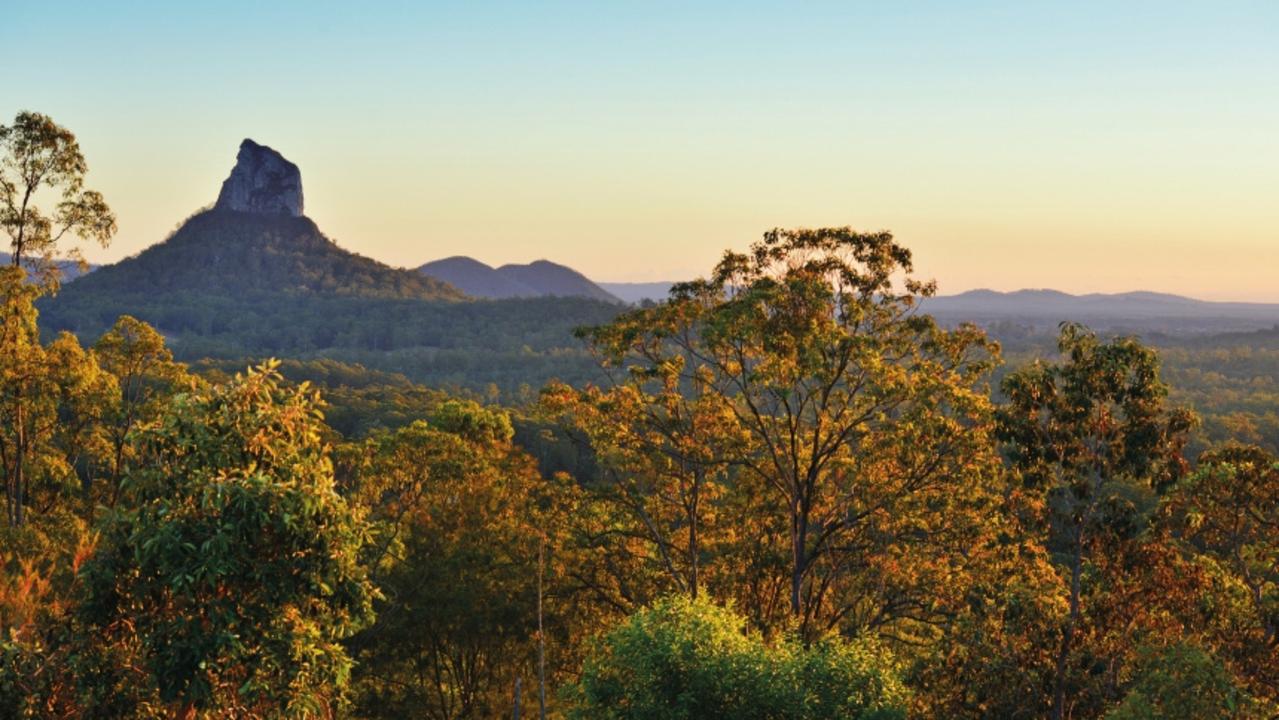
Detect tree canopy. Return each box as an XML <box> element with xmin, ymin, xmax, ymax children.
<box><xmin>0</xmin><ymin>111</ymin><xmax>115</xmax><ymax>287</ymax></box>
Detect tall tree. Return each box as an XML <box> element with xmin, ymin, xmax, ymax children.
<box><xmin>342</xmin><ymin>401</ymin><xmax>575</xmax><ymax>720</ymax></box>
<box><xmin>92</xmin><ymin>315</ymin><xmax>192</xmax><ymax>505</ymax></box>
<box><xmin>78</xmin><ymin>362</ymin><xmax>375</xmax><ymax>717</ymax></box>
<box><xmin>0</xmin><ymin>111</ymin><xmax>115</xmax><ymax>286</ymax></box>
<box><xmin>0</xmin><ymin>267</ymin><xmax>113</xmax><ymax>526</ymax></box>
<box><xmin>542</xmin><ymin>368</ymin><xmax>744</xmax><ymax>603</ymax></box>
<box><xmin>576</xmin><ymin>228</ymin><xmax>1002</xmax><ymax>638</ymax></box>
<box><xmin>998</xmin><ymin>324</ymin><xmax>1195</xmax><ymax>720</ymax></box>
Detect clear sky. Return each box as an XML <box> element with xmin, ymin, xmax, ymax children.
<box><xmin>5</xmin><ymin>1</ymin><xmax>1277</xmax><ymax>299</ymax></box>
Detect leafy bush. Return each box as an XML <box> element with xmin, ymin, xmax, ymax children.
<box><xmin>1106</xmin><ymin>643</ymin><xmax>1269</xmax><ymax>719</ymax></box>
<box><xmin>565</xmin><ymin>595</ymin><xmax>907</xmax><ymax>720</ymax></box>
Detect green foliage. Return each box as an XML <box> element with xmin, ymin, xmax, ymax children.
<box><xmin>0</xmin><ymin>265</ymin><xmax>117</xmax><ymax>527</ymax></box>
<box><xmin>995</xmin><ymin>325</ymin><xmax>1279</xmax><ymax>461</ymax></box>
<box><xmin>1106</xmin><ymin>644</ymin><xmax>1267</xmax><ymax>720</ymax></box>
<box><xmin>78</xmin><ymin>362</ymin><xmax>376</xmax><ymax>716</ymax></box>
<box><xmin>1161</xmin><ymin>445</ymin><xmax>1279</xmax><ymax>701</ymax></box>
<box><xmin>998</xmin><ymin>324</ymin><xmax>1198</xmax><ymax>720</ymax></box>
<box><xmin>999</xmin><ymin>323</ymin><xmax>1196</xmax><ymax>498</ymax></box>
<box><xmin>565</xmin><ymin>595</ymin><xmax>907</xmax><ymax>720</ymax></box>
<box><xmin>429</xmin><ymin>398</ymin><xmax>515</xmax><ymax>444</ymax></box>
<box><xmin>576</xmin><ymin>227</ymin><xmax>1005</xmax><ymax>642</ymax></box>
<box><xmin>43</xmin><ymin>277</ymin><xmax>621</xmax><ymax>398</ymax></box>
<box><xmin>341</xmin><ymin>416</ymin><xmax>571</xmax><ymax>720</ymax></box>
<box><xmin>3</xmin><ymin>117</ymin><xmax>1278</xmax><ymax>720</ymax></box>
<box><xmin>92</xmin><ymin>314</ymin><xmax>194</xmax><ymax>505</ymax></box>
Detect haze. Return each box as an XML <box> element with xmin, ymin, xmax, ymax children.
<box><xmin>5</xmin><ymin>1</ymin><xmax>1277</xmax><ymax>299</ymax></box>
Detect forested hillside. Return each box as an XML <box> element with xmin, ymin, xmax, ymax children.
<box><xmin>48</xmin><ymin>209</ymin><xmax>461</xmax><ymax>302</ymax></box>
<box><xmin>43</xmin><ymin>282</ymin><xmax>621</xmax><ymax>393</ymax></box>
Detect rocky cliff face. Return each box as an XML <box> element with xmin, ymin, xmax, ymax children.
<box><xmin>214</xmin><ymin>139</ymin><xmax>304</xmax><ymax>216</ymax></box>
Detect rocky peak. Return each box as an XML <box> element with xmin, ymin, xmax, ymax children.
<box><xmin>214</xmin><ymin>139</ymin><xmax>304</xmax><ymax>216</ymax></box>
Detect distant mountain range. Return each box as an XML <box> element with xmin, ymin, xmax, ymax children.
<box><xmin>584</xmin><ymin>285</ymin><xmax>1279</xmax><ymax>332</ymax></box>
<box><xmin>418</xmin><ymin>256</ymin><xmax>618</xmax><ymax>302</ymax></box>
<box><xmin>598</xmin><ymin>282</ymin><xmax>676</xmax><ymax>304</ymax></box>
<box><xmin>922</xmin><ymin>289</ymin><xmax>1279</xmax><ymax>334</ymax></box>
<box><xmin>29</xmin><ymin>138</ymin><xmax>1279</xmax><ymax>349</ymax></box>
<box><xmin>0</xmin><ymin>253</ymin><xmax>98</xmax><ymax>282</ymax></box>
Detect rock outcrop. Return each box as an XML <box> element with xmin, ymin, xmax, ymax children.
<box><xmin>214</xmin><ymin>139</ymin><xmax>304</xmax><ymax>216</ymax></box>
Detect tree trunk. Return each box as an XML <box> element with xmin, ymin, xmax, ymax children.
<box><xmin>12</xmin><ymin>402</ymin><xmax>25</xmax><ymax>527</ymax></box>
<box><xmin>790</xmin><ymin>495</ymin><xmax>807</xmax><ymax>617</ymax></box>
<box><xmin>1053</xmin><ymin>535</ymin><xmax>1084</xmax><ymax>720</ymax></box>
<box><xmin>688</xmin><ymin>475</ymin><xmax>700</xmax><ymax>600</ymax></box>
<box><xmin>537</xmin><ymin>539</ymin><xmax>547</xmax><ymax>720</ymax></box>
<box><xmin>12</xmin><ymin>455</ymin><xmax>22</xmax><ymax>527</ymax></box>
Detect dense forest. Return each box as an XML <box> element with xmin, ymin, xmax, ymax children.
<box><xmin>4</xmin><ymin>113</ymin><xmax>1279</xmax><ymax>719</ymax></box>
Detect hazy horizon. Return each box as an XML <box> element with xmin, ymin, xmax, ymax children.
<box><xmin>6</xmin><ymin>1</ymin><xmax>1277</xmax><ymax>300</ymax></box>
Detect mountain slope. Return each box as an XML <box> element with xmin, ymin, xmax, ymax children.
<box><xmin>58</xmin><ymin>209</ymin><xmax>462</xmax><ymax>302</ymax></box>
<box><xmin>34</xmin><ymin>138</ymin><xmax>627</xmax><ymax>394</ymax></box>
<box><xmin>418</xmin><ymin>256</ymin><xmax>620</xmax><ymax>302</ymax></box>
<box><xmin>495</xmin><ymin>260</ymin><xmax>618</xmax><ymax>302</ymax></box>
<box><xmin>418</xmin><ymin>256</ymin><xmax>538</xmax><ymax>298</ymax></box>
<box><xmin>50</xmin><ymin>137</ymin><xmax>461</xmax><ymax>311</ymax></box>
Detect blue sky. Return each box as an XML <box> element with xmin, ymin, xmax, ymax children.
<box><xmin>5</xmin><ymin>1</ymin><xmax>1277</xmax><ymax>298</ymax></box>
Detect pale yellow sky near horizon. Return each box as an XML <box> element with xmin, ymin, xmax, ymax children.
<box><xmin>8</xmin><ymin>2</ymin><xmax>1278</xmax><ymax>301</ymax></box>
<box><xmin>70</xmin><ymin>126</ymin><xmax>1278</xmax><ymax>302</ymax></box>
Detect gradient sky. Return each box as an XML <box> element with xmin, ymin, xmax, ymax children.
<box><xmin>5</xmin><ymin>1</ymin><xmax>1277</xmax><ymax>299</ymax></box>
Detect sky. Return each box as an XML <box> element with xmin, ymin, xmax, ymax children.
<box><xmin>4</xmin><ymin>1</ymin><xmax>1277</xmax><ymax>299</ymax></box>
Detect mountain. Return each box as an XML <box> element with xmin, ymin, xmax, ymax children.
<box><xmin>495</xmin><ymin>260</ymin><xmax>618</xmax><ymax>302</ymax></box>
<box><xmin>57</xmin><ymin>210</ymin><xmax>461</xmax><ymax>302</ymax></box>
<box><xmin>49</xmin><ymin>139</ymin><xmax>462</xmax><ymax>313</ymax></box>
<box><xmin>598</xmin><ymin>281</ymin><xmax>676</xmax><ymax>304</ymax></box>
<box><xmin>923</xmin><ymin>289</ymin><xmax>1279</xmax><ymax>334</ymax></box>
<box><xmin>38</xmin><ymin>140</ymin><xmax>623</xmax><ymax>394</ymax></box>
<box><xmin>419</xmin><ymin>256</ymin><xmax>620</xmax><ymax>302</ymax></box>
<box><xmin>418</xmin><ymin>256</ymin><xmax>539</xmax><ymax>299</ymax></box>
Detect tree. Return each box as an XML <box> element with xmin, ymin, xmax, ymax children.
<box><xmin>1106</xmin><ymin>643</ymin><xmax>1269</xmax><ymax>720</ymax></box>
<box><xmin>1161</xmin><ymin>445</ymin><xmax>1279</xmax><ymax>702</ymax></box>
<box><xmin>78</xmin><ymin>362</ymin><xmax>375</xmax><ymax>717</ymax></box>
<box><xmin>342</xmin><ymin>402</ymin><xmax>576</xmax><ymax>720</ymax></box>
<box><xmin>998</xmin><ymin>324</ymin><xmax>1196</xmax><ymax>720</ymax></box>
<box><xmin>92</xmin><ymin>315</ymin><xmax>192</xmax><ymax>505</ymax></box>
<box><xmin>576</xmin><ymin>228</ymin><xmax>1003</xmax><ymax>638</ymax></box>
<box><xmin>0</xmin><ymin>111</ymin><xmax>115</xmax><ymax>286</ymax></box>
<box><xmin>0</xmin><ymin>266</ymin><xmax>114</xmax><ymax>526</ymax></box>
<box><xmin>542</xmin><ymin>369</ymin><xmax>745</xmax><ymax>604</ymax></box>
<box><xmin>565</xmin><ymin>594</ymin><xmax>907</xmax><ymax>720</ymax></box>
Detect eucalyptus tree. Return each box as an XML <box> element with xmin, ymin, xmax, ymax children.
<box><xmin>579</xmin><ymin>228</ymin><xmax>1004</xmax><ymax>639</ymax></box>
<box><xmin>998</xmin><ymin>324</ymin><xmax>1195</xmax><ymax>720</ymax></box>
<box><xmin>0</xmin><ymin>111</ymin><xmax>115</xmax><ymax>286</ymax></box>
